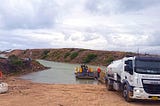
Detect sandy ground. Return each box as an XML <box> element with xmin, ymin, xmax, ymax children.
<box><xmin>0</xmin><ymin>77</ymin><xmax>160</xmax><ymax>106</ymax></box>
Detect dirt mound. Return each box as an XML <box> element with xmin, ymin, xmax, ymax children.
<box><xmin>6</xmin><ymin>49</ymin><xmax>24</xmax><ymax>56</ymax></box>
<box><xmin>7</xmin><ymin>48</ymin><xmax>136</xmax><ymax>66</ymax></box>
<box><xmin>0</xmin><ymin>58</ymin><xmax>47</xmax><ymax>77</ymax></box>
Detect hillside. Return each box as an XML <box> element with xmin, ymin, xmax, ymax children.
<box><xmin>7</xmin><ymin>48</ymin><xmax>136</xmax><ymax>66</ymax></box>
<box><xmin>0</xmin><ymin>56</ymin><xmax>47</xmax><ymax>76</ymax></box>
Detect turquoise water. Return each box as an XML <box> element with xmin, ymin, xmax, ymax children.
<box><xmin>20</xmin><ymin>60</ymin><xmax>99</xmax><ymax>84</ymax></box>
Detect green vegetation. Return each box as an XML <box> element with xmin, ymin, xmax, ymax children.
<box><xmin>70</xmin><ymin>52</ymin><xmax>79</xmax><ymax>60</ymax></box>
<box><xmin>83</xmin><ymin>53</ymin><xmax>97</xmax><ymax>63</ymax></box>
<box><xmin>43</xmin><ymin>50</ymin><xmax>50</xmax><ymax>55</ymax></box>
<box><xmin>42</xmin><ymin>50</ymin><xmax>50</xmax><ymax>59</ymax></box>
<box><xmin>8</xmin><ymin>55</ymin><xmax>23</xmax><ymax>66</ymax></box>
<box><xmin>64</xmin><ymin>52</ymin><xmax>71</xmax><ymax>59</ymax></box>
<box><xmin>56</xmin><ymin>55</ymin><xmax>61</xmax><ymax>59</ymax></box>
<box><xmin>23</xmin><ymin>50</ymin><xmax>27</xmax><ymax>54</ymax></box>
<box><xmin>70</xmin><ymin>48</ymin><xmax>75</xmax><ymax>52</ymax></box>
<box><xmin>105</xmin><ymin>55</ymin><xmax>114</xmax><ymax>65</ymax></box>
<box><xmin>78</xmin><ymin>49</ymin><xmax>86</xmax><ymax>52</ymax></box>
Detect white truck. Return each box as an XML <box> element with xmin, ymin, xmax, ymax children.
<box><xmin>105</xmin><ymin>56</ymin><xmax>160</xmax><ymax>102</ymax></box>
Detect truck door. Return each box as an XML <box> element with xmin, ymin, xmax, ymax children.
<box><xmin>123</xmin><ymin>60</ymin><xmax>134</xmax><ymax>85</ymax></box>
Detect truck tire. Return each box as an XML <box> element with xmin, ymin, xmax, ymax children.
<box><xmin>107</xmin><ymin>79</ymin><xmax>114</xmax><ymax>91</ymax></box>
<box><xmin>123</xmin><ymin>84</ymin><xmax>132</xmax><ymax>102</ymax></box>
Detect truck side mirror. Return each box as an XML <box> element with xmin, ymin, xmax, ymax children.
<box><xmin>125</xmin><ymin>65</ymin><xmax>133</xmax><ymax>75</ymax></box>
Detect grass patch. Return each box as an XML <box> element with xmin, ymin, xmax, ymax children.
<box><xmin>64</xmin><ymin>52</ymin><xmax>71</xmax><ymax>59</ymax></box>
<box><xmin>105</xmin><ymin>55</ymin><xmax>114</xmax><ymax>65</ymax></box>
<box><xmin>83</xmin><ymin>54</ymin><xmax>97</xmax><ymax>63</ymax></box>
<box><xmin>70</xmin><ymin>52</ymin><xmax>79</xmax><ymax>60</ymax></box>
<box><xmin>41</xmin><ymin>50</ymin><xmax>50</xmax><ymax>59</ymax></box>
<box><xmin>78</xmin><ymin>49</ymin><xmax>86</xmax><ymax>52</ymax></box>
<box><xmin>8</xmin><ymin>55</ymin><xmax>23</xmax><ymax>66</ymax></box>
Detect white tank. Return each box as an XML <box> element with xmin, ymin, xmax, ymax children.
<box><xmin>107</xmin><ymin>59</ymin><xmax>124</xmax><ymax>76</ymax></box>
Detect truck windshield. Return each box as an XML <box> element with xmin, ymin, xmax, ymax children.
<box><xmin>135</xmin><ymin>60</ymin><xmax>160</xmax><ymax>74</ymax></box>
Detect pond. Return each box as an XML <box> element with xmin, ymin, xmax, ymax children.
<box><xmin>20</xmin><ymin>60</ymin><xmax>100</xmax><ymax>84</ymax></box>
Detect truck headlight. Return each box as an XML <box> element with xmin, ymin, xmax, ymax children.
<box><xmin>134</xmin><ymin>89</ymin><xmax>143</xmax><ymax>94</ymax></box>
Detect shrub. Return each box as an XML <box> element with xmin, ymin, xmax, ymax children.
<box><xmin>42</xmin><ymin>50</ymin><xmax>50</xmax><ymax>59</ymax></box>
<box><xmin>43</xmin><ymin>50</ymin><xmax>50</xmax><ymax>55</ymax></box>
<box><xmin>83</xmin><ymin>54</ymin><xmax>97</xmax><ymax>63</ymax></box>
<box><xmin>78</xmin><ymin>49</ymin><xmax>86</xmax><ymax>52</ymax></box>
<box><xmin>70</xmin><ymin>48</ymin><xmax>75</xmax><ymax>52</ymax></box>
<box><xmin>8</xmin><ymin>55</ymin><xmax>23</xmax><ymax>66</ymax></box>
<box><xmin>23</xmin><ymin>50</ymin><xmax>27</xmax><ymax>54</ymax></box>
<box><xmin>106</xmin><ymin>55</ymin><xmax>114</xmax><ymax>65</ymax></box>
<box><xmin>70</xmin><ymin>52</ymin><xmax>78</xmax><ymax>60</ymax></box>
<box><xmin>64</xmin><ymin>52</ymin><xmax>71</xmax><ymax>59</ymax></box>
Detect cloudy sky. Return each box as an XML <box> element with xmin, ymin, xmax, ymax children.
<box><xmin>0</xmin><ymin>0</ymin><xmax>160</xmax><ymax>54</ymax></box>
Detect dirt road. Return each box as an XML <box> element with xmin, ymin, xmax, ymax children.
<box><xmin>0</xmin><ymin>77</ymin><xmax>160</xmax><ymax>106</ymax></box>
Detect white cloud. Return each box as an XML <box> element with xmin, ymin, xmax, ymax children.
<box><xmin>0</xmin><ymin>0</ymin><xmax>160</xmax><ymax>54</ymax></box>
<box><xmin>0</xmin><ymin>0</ymin><xmax>57</xmax><ymax>29</ymax></box>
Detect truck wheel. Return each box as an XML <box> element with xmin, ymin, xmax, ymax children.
<box><xmin>107</xmin><ymin>79</ymin><xmax>114</xmax><ymax>91</ymax></box>
<box><xmin>123</xmin><ymin>84</ymin><xmax>132</xmax><ymax>102</ymax></box>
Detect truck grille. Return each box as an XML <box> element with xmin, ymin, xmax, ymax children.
<box><xmin>142</xmin><ymin>79</ymin><xmax>160</xmax><ymax>94</ymax></box>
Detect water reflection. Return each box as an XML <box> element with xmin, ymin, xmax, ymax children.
<box><xmin>20</xmin><ymin>60</ymin><xmax>98</xmax><ymax>84</ymax></box>
<box><xmin>0</xmin><ymin>54</ymin><xmax>7</xmax><ymax>58</ymax></box>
